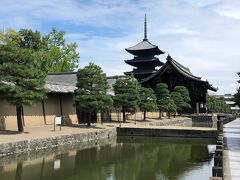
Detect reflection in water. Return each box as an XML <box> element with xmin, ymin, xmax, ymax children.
<box><xmin>0</xmin><ymin>137</ymin><xmax>215</xmax><ymax>180</ymax></box>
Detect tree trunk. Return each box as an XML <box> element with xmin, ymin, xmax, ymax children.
<box><xmin>159</xmin><ymin>110</ymin><xmax>162</xmax><ymax>119</ymax></box>
<box><xmin>143</xmin><ymin>110</ymin><xmax>146</xmax><ymax>121</ymax></box>
<box><xmin>168</xmin><ymin>112</ymin><xmax>171</xmax><ymax>119</ymax></box>
<box><xmin>122</xmin><ymin>108</ymin><xmax>126</xmax><ymax>122</ymax></box>
<box><xmin>16</xmin><ymin>106</ymin><xmax>24</xmax><ymax>132</ymax></box>
<box><xmin>100</xmin><ymin>111</ymin><xmax>104</xmax><ymax>124</ymax></box>
<box><xmin>87</xmin><ymin>111</ymin><xmax>91</xmax><ymax>127</ymax></box>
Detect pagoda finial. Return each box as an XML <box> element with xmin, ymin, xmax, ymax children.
<box><xmin>143</xmin><ymin>14</ymin><xmax>147</xmax><ymax>41</ymax></box>
<box><xmin>167</xmin><ymin>54</ymin><xmax>172</xmax><ymax>61</ymax></box>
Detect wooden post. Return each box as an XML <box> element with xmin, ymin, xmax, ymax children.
<box><xmin>42</xmin><ymin>100</ymin><xmax>46</xmax><ymax>125</ymax></box>
<box><xmin>135</xmin><ymin>111</ymin><xmax>137</xmax><ymax>124</ymax></box>
<box><xmin>58</xmin><ymin>95</ymin><xmax>63</xmax><ymax>131</ymax></box>
<box><xmin>59</xmin><ymin>95</ymin><xmax>63</xmax><ymax>118</ymax></box>
<box><xmin>109</xmin><ymin>110</ymin><xmax>112</xmax><ymax>122</ymax></box>
<box><xmin>196</xmin><ymin>102</ymin><xmax>199</xmax><ymax>115</ymax></box>
<box><xmin>22</xmin><ymin>106</ymin><xmax>25</xmax><ymax>126</ymax></box>
<box><xmin>117</xmin><ymin>108</ymin><xmax>120</xmax><ymax>122</ymax></box>
<box><xmin>54</xmin><ymin>118</ymin><xmax>55</xmax><ymax>132</ymax></box>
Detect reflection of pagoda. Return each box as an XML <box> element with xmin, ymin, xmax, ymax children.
<box><xmin>124</xmin><ymin>15</ymin><xmax>164</xmax><ymax>80</ymax></box>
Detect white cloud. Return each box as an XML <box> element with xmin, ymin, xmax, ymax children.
<box><xmin>211</xmin><ymin>1</ymin><xmax>240</xmax><ymax>20</ymax></box>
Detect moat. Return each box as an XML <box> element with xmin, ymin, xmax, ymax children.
<box><xmin>0</xmin><ymin>136</ymin><xmax>216</xmax><ymax>180</ymax></box>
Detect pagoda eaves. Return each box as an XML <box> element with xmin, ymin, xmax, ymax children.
<box><xmin>124</xmin><ymin>14</ymin><xmax>164</xmax><ymax>80</ymax></box>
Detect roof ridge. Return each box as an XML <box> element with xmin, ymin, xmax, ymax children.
<box><xmin>48</xmin><ymin>72</ymin><xmax>77</xmax><ymax>75</ymax></box>
<box><xmin>46</xmin><ymin>82</ymin><xmax>76</xmax><ymax>86</ymax></box>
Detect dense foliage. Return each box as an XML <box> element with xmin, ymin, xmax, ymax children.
<box><xmin>206</xmin><ymin>95</ymin><xmax>230</xmax><ymax>113</ymax></box>
<box><xmin>155</xmin><ymin>83</ymin><xmax>177</xmax><ymax>118</ymax></box>
<box><xmin>234</xmin><ymin>72</ymin><xmax>240</xmax><ymax>106</ymax></box>
<box><xmin>166</xmin><ymin>98</ymin><xmax>177</xmax><ymax>118</ymax></box>
<box><xmin>171</xmin><ymin>92</ymin><xmax>184</xmax><ymax>112</ymax></box>
<box><xmin>138</xmin><ymin>87</ymin><xmax>157</xmax><ymax>121</ymax></box>
<box><xmin>74</xmin><ymin>63</ymin><xmax>113</xmax><ymax>126</ymax></box>
<box><xmin>174</xmin><ymin>86</ymin><xmax>191</xmax><ymax>110</ymax></box>
<box><xmin>0</xmin><ymin>28</ymin><xmax>80</xmax><ymax>72</ymax></box>
<box><xmin>43</xmin><ymin>28</ymin><xmax>80</xmax><ymax>72</ymax></box>
<box><xmin>113</xmin><ymin>75</ymin><xmax>139</xmax><ymax>122</ymax></box>
<box><xmin>0</xmin><ymin>45</ymin><xmax>48</xmax><ymax>132</ymax></box>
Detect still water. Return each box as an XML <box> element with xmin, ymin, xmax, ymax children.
<box><xmin>0</xmin><ymin>137</ymin><xmax>215</xmax><ymax>180</ymax></box>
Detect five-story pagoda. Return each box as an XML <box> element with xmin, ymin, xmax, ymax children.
<box><xmin>124</xmin><ymin>15</ymin><xmax>165</xmax><ymax>80</ymax></box>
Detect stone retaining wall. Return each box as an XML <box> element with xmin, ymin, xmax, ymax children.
<box><xmin>148</xmin><ymin>118</ymin><xmax>192</xmax><ymax>127</ymax></box>
<box><xmin>0</xmin><ymin>136</ymin><xmax>117</xmax><ymax>165</ymax></box>
<box><xmin>222</xmin><ymin>116</ymin><xmax>236</xmax><ymax>125</ymax></box>
<box><xmin>0</xmin><ymin>127</ymin><xmax>117</xmax><ymax>156</ymax></box>
<box><xmin>117</xmin><ymin>127</ymin><xmax>218</xmax><ymax>138</ymax></box>
<box><xmin>192</xmin><ymin>115</ymin><xmax>217</xmax><ymax>122</ymax></box>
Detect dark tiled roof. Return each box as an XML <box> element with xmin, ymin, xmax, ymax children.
<box><xmin>126</xmin><ymin>40</ymin><xmax>158</xmax><ymax>51</ymax></box>
<box><xmin>47</xmin><ymin>72</ymin><xmax>77</xmax><ymax>86</ymax></box>
<box><xmin>170</xmin><ymin>58</ymin><xmax>202</xmax><ymax>81</ymax></box>
<box><xmin>141</xmin><ymin>56</ymin><xmax>218</xmax><ymax>91</ymax></box>
<box><xmin>126</xmin><ymin>40</ymin><xmax>164</xmax><ymax>55</ymax></box>
<box><xmin>45</xmin><ymin>72</ymin><xmax>121</xmax><ymax>95</ymax></box>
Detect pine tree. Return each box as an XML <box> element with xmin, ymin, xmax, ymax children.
<box><xmin>206</xmin><ymin>95</ymin><xmax>230</xmax><ymax>113</ymax></box>
<box><xmin>138</xmin><ymin>87</ymin><xmax>157</xmax><ymax>121</ymax></box>
<box><xmin>74</xmin><ymin>63</ymin><xmax>112</xmax><ymax>126</ymax></box>
<box><xmin>174</xmin><ymin>86</ymin><xmax>191</xmax><ymax>111</ymax></box>
<box><xmin>0</xmin><ymin>45</ymin><xmax>47</xmax><ymax>132</ymax></box>
<box><xmin>234</xmin><ymin>72</ymin><xmax>240</xmax><ymax>106</ymax></box>
<box><xmin>234</xmin><ymin>88</ymin><xmax>240</xmax><ymax>106</ymax></box>
<box><xmin>171</xmin><ymin>91</ymin><xmax>184</xmax><ymax>115</ymax></box>
<box><xmin>166</xmin><ymin>98</ymin><xmax>177</xmax><ymax>118</ymax></box>
<box><xmin>155</xmin><ymin>83</ymin><xmax>170</xmax><ymax>119</ymax></box>
<box><xmin>113</xmin><ymin>75</ymin><xmax>139</xmax><ymax>122</ymax></box>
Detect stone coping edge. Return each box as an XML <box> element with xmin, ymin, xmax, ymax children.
<box><xmin>0</xmin><ymin>128</ymin><xmax>117</xmax><ymax>157</ymax></box>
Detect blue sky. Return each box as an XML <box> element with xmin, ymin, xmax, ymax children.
<box><xmin>1</xmin><ymin>0</ymin><xmax>240</xmax><ymax>94</ymax></box>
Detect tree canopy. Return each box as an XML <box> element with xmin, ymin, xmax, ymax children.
<box><xmin>74</xmin><ymin>63</ymin><xmax>112</xmax><ymax>126</ymax></box>
<box><xmin>234</xmin><ymin>72</ymin><xmax>240</xmax><ymax>106</ymax></box>
<box><xmin>206</xmin><ymin>95</ymin><xmax>230</xmax><ymax>113</ymax></box>
<box><xmin>1</xmin><ymin>28</ymin><xmax>80</xmax><ymax>72</ymax></box>
<box><xmin>113</xmin><ymin>75</ymin><xmax>139</xmax><ymax>122</ymax></box>
<box><xmin>166</xmin><ymin>98</ymin><xmax>177</xmax><ymax>118</ymax></box>
<box><xmin>138</xmin><ymin>87</ymin><xmax>157</xmax><ymax>121</ymax></box>
<box><xmin>174</xmin><ymin>86</ymin><xmax>191</xmax><ymax>109</ymax></box>
<box><xmin>43</xmin><ymin>28</ymin><xmax>79</xmax><ymax>72</ymax></box>
<box><xmin>0</xmin><ymin>44</ymin><xmax>48</xmax><ymax>132</ymax></box>
<box><xmin>171</xmin><ymin>91</ymin><xmax>184</xmax><ymax>112</ymax></box>
<box><xmin>155</xmin><ymin>83</ymin><xmax>170</xmax><ymax>118</ymax></box>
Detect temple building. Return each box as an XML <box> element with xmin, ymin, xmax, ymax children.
<box><xmin>124</xmin><ymin>16</ymin><xmax>217</xmax><ymax>113</ymax></box>
<box><xmin>124</xmin><ymin>15</ymin><xmax>164</xmax><ymax>81</ymax></box>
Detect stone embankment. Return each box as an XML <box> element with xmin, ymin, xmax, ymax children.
<box><xmin>0</xmin><ymin>116</ymin><xmax>220</xmax><ymax>158</ymax></box>
<box><xmin>148</xmin><ymin>118</ymin><xmax>192</xmax><ymax>127</ymax></box>
<box><xmin>209</xmin><ymin>115</ymin><xmax>237</xmax><ymax>180</ymax></box>
<box><xmin>0</xmin><ymin>127</ymin><xmax>116</xmax><ymax>157</ymax></box>
<box><xmin>117</xmin><ymin>126</ymin><xmax>217</xmax><ymax>138</ymax></box>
